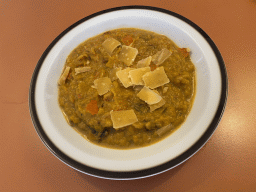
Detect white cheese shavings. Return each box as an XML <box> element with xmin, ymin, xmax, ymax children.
<box><xmin>75</xmin><ymin>67</ymin><xmax>91</xmax><ymax>75</ymax></box>
<box><xmin>102</xmin><ymin>38</ymin><xmax>121</xmax><ymax>55</ymax></box>
<box><xmin>137</xmin><ymin>56</ymin><xmax>152</xmax><ymax>68</ymax></box>
<box><xmin>137</xmin><ymin>86</ymin><xmax>162</xmax><ymax>105</ymax></box>
<box><xmin>128</xmin><ymin>67</ymin><xmax>151</xmax><ymax>85</ymax></box>
<box><xmin>152</xmin><ymin>48</ymin><xmax>172</xmax><ymax>65</ymax></box>
<box><xmin>58</xmin><ymin>66</ymin><xmax>70</xmax><ymax>85</ymax></box>
<box><xmin>110</xmin><ymin>110</ymin><xmax>138</xmax><ymax>129</ymax></box>
<box><xmin>149</xmin><ymin>89</ymin><xmax>166</xmax><ymax>112</ymax></box>
<box><xmin>118</xmin><ymin>45</ymin><xmax>138</xmax><ymax>66</ymax></box>
<box><xmin>150</xmin><ymin>99</ymin><xmax>166</xmax><ymax>112</ymax></box>
<box><xmin>93</xmin><ymin>77</ymin><xmax>112</xmax><ymax>95</ymax></box>
<box><xmin>142</xmin><ymin>66</ymin><xmax>170</xmax><ymax>89</ymax></box>
<box><xmin>116</xmin><ymin>67</ymin><xmax>133</xmax><ymax>88</ymax></box>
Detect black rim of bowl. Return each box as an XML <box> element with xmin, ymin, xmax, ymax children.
<box><xmin>29</xmin><ymin>5</ymin><xmax>228</xmax><ymax>180</ymax></box>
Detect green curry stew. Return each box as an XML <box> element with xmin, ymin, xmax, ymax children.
<box><xmin>58</xmin><ymin>28</ymin><xmax>196</xmax><ymax>149</ymax></box>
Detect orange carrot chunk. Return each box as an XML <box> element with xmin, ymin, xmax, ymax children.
<box><xmin>86</xmin><ymin>100</ymin><xmax>98</xmax><ymax>115</ymax></box>
<box><xmin>122</xmin><ymin>35</ymin><xmax>133</xmax><ymax>46</ymax></box>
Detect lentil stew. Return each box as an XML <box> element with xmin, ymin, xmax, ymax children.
<box><xmin>58</xmin><ymin>28</ymin><xmax>196</xmax><ymax>149</ymax></box>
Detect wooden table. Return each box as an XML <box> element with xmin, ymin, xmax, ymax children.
<box><xmin>1</xmin><ymin>0</ymin><xmax>255</xmax><ymax>191</ymax></box>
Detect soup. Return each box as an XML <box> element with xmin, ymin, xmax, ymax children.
<box><xmin>58</xmin><ymin>28</ymin><xmax>195</xmax><ymax>149</ymax></box>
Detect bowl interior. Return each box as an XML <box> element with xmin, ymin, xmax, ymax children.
<box><xmin>34</xmin><ymin>9</ymin><xmax>222</xmax><ymax>172</ymax></box>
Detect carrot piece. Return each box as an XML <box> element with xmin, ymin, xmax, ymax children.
<box><xmin>122</xmin><ymin>35</ymin><xmax>133</xmax><ymax>46</ymax></box>
<box><xmin>86</xmin><ymin>100</ymin><xmax>98</xmax><ymax>115</ymax></box>
<box><xmin>178</xmin><ymin>48</ymin><xmax>189</xmax><ymax>58</ymax></box>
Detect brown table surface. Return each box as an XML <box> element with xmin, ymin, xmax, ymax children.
<box><xmin>1</xmin><ymin>0</ymin><xmax>256</xmax><ymax>191</ymax></box>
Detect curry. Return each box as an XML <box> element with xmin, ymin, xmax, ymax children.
<box><xmin>58</xmin><ymin>28</ymin><xmax>196</xmax><ymax>149</ymax></box>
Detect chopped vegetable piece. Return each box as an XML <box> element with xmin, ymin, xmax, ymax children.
<box><xmin>133</xmin><ymin>85</ymin><xmax>144</xmax><ymax>92</ymax></box>
<box><xmin>152</xmin><ymin>48</ymin><xmax>172</xmax><ymax>65</ymax></box>
<box><xmin>156</xmin><ymin>124</ymin><xmax>173</xmax><ymax>136</ymax></box>
<box><xmin>58</xmin><ymin>66</ymin><xmax>70</xmax><ymax>85</ymax></box>
<box><xmin>137</xmin><ymin>56</ymin><xmax>152</xmax><ymax>68</ymax></box>
<box><xmin>94</xmin><ymin>77</ymin><xmax>112</xmax><ymax>95</ymax></box>
<box><xmin>132</xmin><ymin>122</ymin><xmax>145</xmax><ymax>129</ymax></box>
<box><xmin>110</xmin><ymin>109</ymin><xmax>138</xmax><ymax>129</ymax></box>
<box><xmin>137</xmin><ymin>86</ymin><xmax>162</xmax><ymax>105</ymax></box>
<box><xmin>103</xmin><ymin>91</ymin><xmax>113</xmax><ymax>101</ymax></box>
<box><xmin>128</xmin><ymin>67</ymin><xmax>151</xmax><ymax>85</ymax></box>
<box><xmin>105</xmin><ymin>57</ymin><xmax>116</xmax><ymax>68</ymax></box>
<box><xmin>102</xmin><ymin>112</ymin><xmax>110</xmax><ymax>118</ymax></box>
<box><xmin>163</xmin><ymin>87</ymin><xmax>168</xmax><ymax>93</ymax></box>
<box><xmin>150</xmin><ymin>99</ymin><xmax>166</xmax><ymax>112</ymax></box>
<box><xmin>178</xmin><ymin>48</ymin><xmax>190</xmax><ymax>58</ymax></box>
<box><xmin>109</xmin><ymin>67</ymin><xmax>122</xmax><ymax>81</ymax></box>
<box><xmin>142</xmin><ymin>66</ymin><xmax>170</xmax><ymax>89</ymax></box>
<box><xmin>116</xmin><ymin>67</ymin><xmax>133</xmax><ymax>88</ymax></box>
<box><xmin>102</xmin><ymin>38</ymin><xmax>121</xmax><ymax>55</ymax></box>
<box><xmin>86</xmin><ymin>100</ymin><xmax>98</xmax><ymax>115</ymax></box>
<box><xmin>122</xmin><ymin>35</ymin><xmax>133</xmax><ymax>46</ymax></box>
<box><xmin>118</xmin><ymin>46</ymin><xmax>138</xmax><ymax>66</ymax></box>
<box><xmin>77</xmin><ymin>53</ymin><xmax>88</xmax><ymax>60</ymax></box>
<box><xmin>75</xmin><ymin>67</ymin><xmax>91</xmax><ymax>75</ymax></box>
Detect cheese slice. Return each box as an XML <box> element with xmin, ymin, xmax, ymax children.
<box><xmin>137</xmin><ymin>56</ymin><xmax>152</xmax><ymax>68</ymax></box>
<box><xmin>118</xmin><ymin>45</ymin><xmax>138</xmax><ymax>66</ymax></box>
<box><xmin>110</xmin><ymin>110</ymin><xmax>138</xmax><ymax>129</ymax></box>
<box><xmin>75</xmin><ymin>67</ymin><xmax>91</xmax><ymax>75</ymax></box>
<box><xmin>149</xmin><ymin>90</ymin><xmax>166</xmax><ymax>111</ymax></box>
<box><xmin>93</xmin><ymin>77</ymin><xmax>112</xmax><ymax>95</ymax></box>
<box><xmin>137</xmin><ymin>86</ymin><xmax>162</xmax><ymax>105</ymax></box>
<box><xmin>142</xmin><ymin>66</ymin><xmax>170</xmax><ymax>89</ymax></box>
<box><xmin>102</xmin><ymin>38</ymin><xmax>121</xmax><ymax>55</ymax></box>
<box><xmin>58</xmin><ymin>66</ymin><xmax>70</xmax><ymax>85</ymax></box>
<box><xmin>128</xmin><ymin>67</ymin><xmax>151</xmax><ymax>85</ymax></box>
<box><xmin>150</xmin><ymin>99</ymin><xmax>166</xmax><ymax>112</ymax></box>
<box><xmin>152</xmin><ymin>48</ymin><xmax>172</xmax><ymax>65</ymax></box>
<box><xmin>116</xmin><ymin>67</ymin><xmax>133</xmax><ymax>88</ymax></box>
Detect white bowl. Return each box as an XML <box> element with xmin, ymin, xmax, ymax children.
<box><xmin>29</xmin><ymin>6</ymin><xmax>228</xmax><ymax>180</ymax></box>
